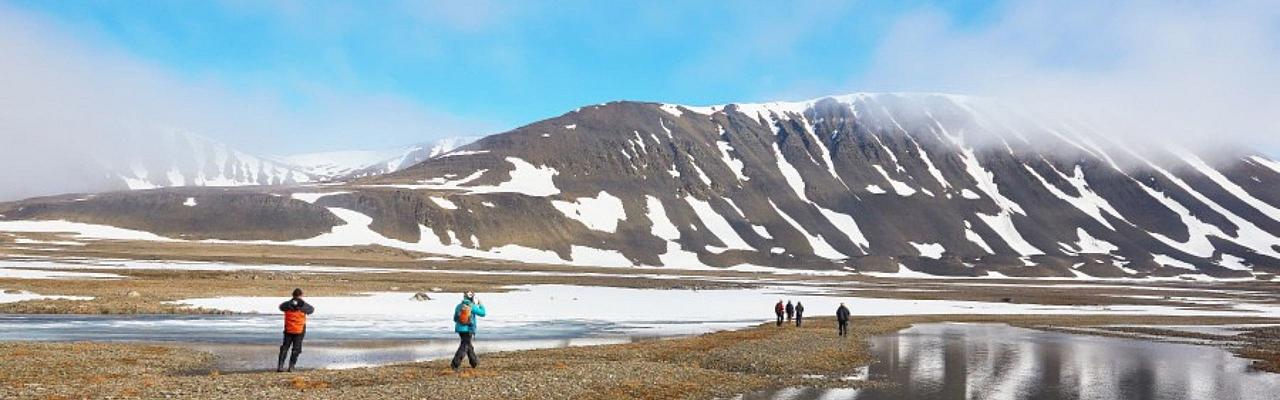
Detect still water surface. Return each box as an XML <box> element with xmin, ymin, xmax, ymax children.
<box><xmin>740</xmin><ymin>323</ymin><xmax>1279</xmax><ymax>400</ymax></box>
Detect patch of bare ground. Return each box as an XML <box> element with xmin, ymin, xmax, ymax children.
<box><xmin>3</xmin><ymin>315</ymin><xmax>1278</xmax><ymax>399</ymax></box>
<box><xmin>1237</xmin><ymin>326</ymin><xmax>1280</xmax><ymax>372</ymax></box>
<box><xmin>0</xmin><ymin>342</ymin><xmax>212</xmax><ymax>399</ymax></box>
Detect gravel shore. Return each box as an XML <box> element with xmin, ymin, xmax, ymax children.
<box><xmin>4</xmin><ymin>314</ymin><xmax>1277</xmax><ymax>399</ymax></box>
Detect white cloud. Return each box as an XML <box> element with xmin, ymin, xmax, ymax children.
<box><xmin>0</xmin><ymin>4</ymin><xmax>495</xmax><ymax>200</ymax></box>
<box><xmin>855</xmin><ymin>1</ymin><xmax>1280</xmax><ymax>155</ymax></box>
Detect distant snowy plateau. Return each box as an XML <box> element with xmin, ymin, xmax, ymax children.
<box><xmin>3</xmin><ymin>93</ymin><xmax>1280</xmax><ymax>280</ymax></box>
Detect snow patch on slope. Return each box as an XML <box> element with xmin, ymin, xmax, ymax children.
<box><xmin>429</xmin><ymin>197</ymin><xmax>459</xmax><ymax>210</ymax></box>
<box><xmin>959</xmin><ymin>148</ymin><xmax>1040</xmax><ymax>255</ymax></box>
<box><xmin>373</xmin><ymin>158</ymin><xmax>559</xmax><ymax>197</ymax></box>
<box><xmin>685</xmin><ymin>197</ymin><xmax>752</xmax><ymax>251</ymax></box>
<box><xmin>552</xmin><ymin>191</ymin><xmax>627</xmax><ymax>233</ymax></box>
<box><xmin>1071</xmin><ymin>228</ymin><xmax>1118</xmax><ymax>254</ymax></box>
<box><xmin>963</xmin><ymin>221</ymin><xmax>994</xmax><ymax>254</ymax></box>
<box><xmin>772</xmin><ymin>142</ymin><xmax>810</xmax><ymax>201</ymax></box>
<box><xmin>816</xmin><ymin>207</ymin><xmax>870</xmax><ymax>250</ymax></box>
<box><xmin>716</xmin><ymin>130</ymin><xmax>749</xmax><ymax>182</ymax></box>
<box><xmin>873</xmin><ymin>165</ymin><xmax>916</xmax><ymax>196</ymax></box>
<box><xmin>1182</xmin><ymin>152</ymin><xmax>1280</xmax><ymax>222</ymax></box>
<box><xmin>768</xmin><ymin>200</ymin><xmax>844</xmax><ymax>259</ymax></box>
<box><xmin>910</xmin><ymin>242</ymin><xmax>946</xmax><ymax>258</ymax></box>
<box><xmin>644</xmin><ymin>196</ymin><xmax>711</xmax><ymax>269</ymax></box>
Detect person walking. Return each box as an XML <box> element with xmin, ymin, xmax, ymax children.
<box><xmin>277</xmin><ymin>288</ymin><xmax>314</xmax><ymax>372</ymax></box>
<box><xmin>451</xmin><ymin>291</ymin><xmax>487</xmax><ymax>372</ymax></box>
<box><xmin>774</xmin><ymin>300</ymin><xmax>785</xmax><ymax>326</ymax></box>
<box><xmin>785</xmin><ymin>301</ymin><xmax>794</xmax><ymax>322</ymax></box>
<box><xmin>836</xmin><ymin>302</ymin><xmax>851</xmax><ymax>337</ymax></box>
<box><xmin>794</xmin><ymin>302</ymin><xmax>805</xmax><ymax>327</ymax></box>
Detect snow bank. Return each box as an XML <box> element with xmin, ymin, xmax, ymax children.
<box><xmin>175</xmin><ymin>283</ymin><xmax>1280</xmax><ymax>332</ymax></box>
<box><xmin>291</xmin><ymin>191</ymin><xmax>351</xmax><ymax>204</ymax></box>
<box><xmin>0</xmin><ymin>220</ymin><xmax>175</xmax><ymax>242</ymax></box>
<box><xmin>0</xmin><ymin>261</ymin><xmax>122</xmax><ymax>280</ymax></box>
<box><xmin>0</xmin><ymin>289</ymin><xmax>92</xmax><ymax>303</ymax></box>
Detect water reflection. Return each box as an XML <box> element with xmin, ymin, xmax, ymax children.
<box><xmin>740</xmin><ymin>323</ymin><xmax>1280</xmax><ymax>400</ymax></box>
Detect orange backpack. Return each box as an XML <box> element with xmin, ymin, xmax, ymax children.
<box><xmin>284</xmin><ymin>310</ymin><xmax>307</xmax><ymax>334</ymax></box>
<box><xmin>457</xmin><ymin>303</ymin><xmax>473</xmax><ymax>325</ymax></box>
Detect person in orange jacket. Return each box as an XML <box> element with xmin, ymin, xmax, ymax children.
<box><xmin>277</xmin><ymin>288</ymin><xmax>315</xmax><ymax>372</ymax></box>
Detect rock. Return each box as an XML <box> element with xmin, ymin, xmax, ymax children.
<box><xmin>411</xmin><ymin>292</ymin><xmax>432</xmax><ymax>301</ymax></box>
<box><xmin>3</xmin><ymin>289</ymin><xmax>21</xmax><ymax>294</ymax></box>
<box><xmin>126</xmin><ymin>291</ymin><xmax>142</xmax><ymax>298</ymax></box>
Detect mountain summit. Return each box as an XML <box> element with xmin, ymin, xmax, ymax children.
<box><xmin>281</xmin><ymin>136</ymin><xmax>481</xmax><ymax>180</ymax></box>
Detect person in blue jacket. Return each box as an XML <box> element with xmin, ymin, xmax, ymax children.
<box><xmin>450</xmin><ymin>291</ymin><xmax>487</xmax><ymax>371</ymax></box>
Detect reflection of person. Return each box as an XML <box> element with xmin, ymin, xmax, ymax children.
<box><xmin>785</xmin><ymin>301</ymin><xmax>794</xmax><ymax>322</ymax></box>
<box><xmin>451</xmin><ymin>291</ymin><xmax>488</xmax><ymax>372</ymax></box>
<box><xmin>774</xmin><ymin>300</ymin><xmax>785</xmax><ymax>326</ymax></box>
<box><xmin>795</xmin><ymin>302</ymin><xmax>805</xmax><ymax>327</ymax></box>
<box><xmin>836</xmin><ymin>303</ymin><xmax>851</xmax><ymax>337</ymax></box>
<box><xmin>277</xmin><ymin>288</ymin><xmax>315</xmax><ymax>372</ymax></box>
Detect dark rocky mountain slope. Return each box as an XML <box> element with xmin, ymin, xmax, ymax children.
<box><xmin>4</xmin><ymin>93</ymin><xmax>1279</xmax><ymax>278</ymax></box>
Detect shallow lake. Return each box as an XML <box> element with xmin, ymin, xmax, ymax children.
<box><xmin>738</xmin><ymin>323</ymin><xmax>1280</xmax><ymax>400</ymax></box>
<box><xmin>0</xmin><ymin>314</ymin><xmax>732</xmax><ymax>371</ymax></box>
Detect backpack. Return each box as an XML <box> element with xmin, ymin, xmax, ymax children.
<box><xmin>284</xmin><ymin>310</ymin><xmax>307</xmax><ymax>334</ymax></box>
<box><xmin>456</xmin><ymin>303</ymin><xmax>473</xmax><ymax>325</ymax></box>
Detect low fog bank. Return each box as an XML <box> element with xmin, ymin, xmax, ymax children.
<box><xmin>0</xmin><ymin>4</ymin><xmax>487</xmax><ymax>202</ymax></box>
<box><xmin>855</xmin><ymin>0</ymin><xmax>1280</xmax><ymax>160</ymax></box>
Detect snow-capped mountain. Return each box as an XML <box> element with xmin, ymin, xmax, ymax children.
<box><xmin>0</xmin><ymin>130</ymin><xmax>315</xmax><ymax>201</ymax></box>
<box><xmin>102</xmin><ymin>131</ymin><xmax>314</xmax><ymax>190</ymax></box>
<box><xmin>6</xmin><ymin>93</ymin><xmax>1280</xmax><ymax>279</ymax></box>
<box><xmin>281</xmin><ymin>137</ymin><xmax>481</xmax><ymax>180</ymax></box>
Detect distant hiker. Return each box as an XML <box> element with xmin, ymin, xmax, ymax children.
<box><xmin>836</xmin><ymin>303</ymin><xmax>851</xmax><ymax>337</ymax></box>
<box><xmin>277</xmin><ymin>288</ymin><xmax>315</xmax><ymax>372</ymax></box>
<box><xmin>774</xmin><ymin>300</ymin><xmax>785</xmax><ymax>326</ymax></box>
<box><xmin>451</xmin><ymin>291</ymin><xmax>488</xmax><ymax>371</ymax></box>
<box><xmin>794</xmin><ymin>302</ymin><xmax>805</xmax><ymax>327</ymax></box>
<box><xmin>785</xmin><ymin>301</ymin><xmax>794</xmax><ymax>322</ymax></box>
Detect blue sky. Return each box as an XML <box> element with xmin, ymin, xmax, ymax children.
<box><xmin>10</xmin><ymin>1</ymin><xmax>996</xmax><ymax>120</ymax></box>
<box><xmin>3</xmin><ymin>1</ymin><xmax>1277</xmax><ymax>155</ymax></box>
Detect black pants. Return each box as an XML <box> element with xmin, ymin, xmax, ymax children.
<box><xmin>776</xmin><ymin>313</ymin><xmax>784</xmax><ymax>326</ymax></box>
<box><xmin>795</xmin><ymin>314</ymin><xmax>803</xmax><ymax>327</ymax></box>
<box><xmin>838</xmin><ymin>320</ymin><xmax>849</xmax><ymax>336</ymax></box>
<box><xmin>451</xmin><ymin>332</ymin><xmax>479</xmax><ymax>369</ymax></box>
<box><xmin>278</xmin><ymin>332</ymin><xmax>304</xmax><ymax>369</ymax></box>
